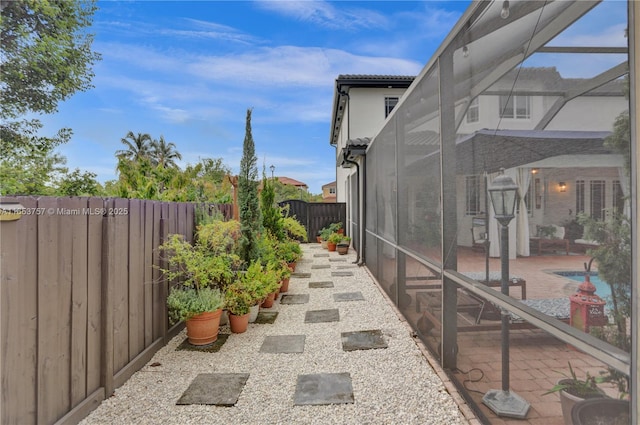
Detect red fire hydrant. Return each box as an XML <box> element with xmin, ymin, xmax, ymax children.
<box><xmin>570</xmin><ymin>272</ymin><xmax>607</xmax><ymax>333</ymax></box>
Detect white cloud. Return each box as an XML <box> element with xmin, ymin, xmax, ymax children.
<box><xmin>254</xmin><ymin>0</ymin><xmax>388</xmax><ymax>30</ymax></box>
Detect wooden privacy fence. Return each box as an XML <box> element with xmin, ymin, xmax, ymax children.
<box><xmin>0</xmin><ymin>196</ymin><xmax>232</xmax><ymax>425</ymax></box>
<box><xmin>279</xmin><ymin>200</ymin><xmax>346</xmax><ymax>241</ymax></box>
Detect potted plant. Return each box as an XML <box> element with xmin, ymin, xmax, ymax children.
<box><xmin>224</xmin><ymin>280</ymin><xmax>254</xmax><ymax>333</ymax></box>
<box><xmin>571</xmin><ymin>398</ymin><xmax>630</xmax><ymax>425</ymax></box>
<box><xmin>337</xmin><ymin>236</ymin><xmax>351</xmax><ymax>255</ymax></box>
<box><xmin>544</xmin><ymin>362</ymin><xmax>606</xmax><ymax>425</ymax></box>
<box><xmin>319</xmin><ymin>227</ymin><xmax>332</xmax><ymax>249</ymax></box>
<box><xmin>159</xmin><ymin>234</ymin><xmax>230</xmax><ymax>345</ymax></box>
<box><xmin>327</xmin><ymin>232</ymin><xmax>342</xmax><ymax>252</ymax></box>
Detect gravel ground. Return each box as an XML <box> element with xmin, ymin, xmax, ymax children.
<box><xmin>80</xmin><ymin>244</ymin><xmax>468</xmax><ymax>425</ymax></box>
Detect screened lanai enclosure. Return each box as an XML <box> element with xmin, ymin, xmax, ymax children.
<box><xmin>341</xmin><ymin>1</ymin><xmax>636</xmax><ymax>423</ymax></box>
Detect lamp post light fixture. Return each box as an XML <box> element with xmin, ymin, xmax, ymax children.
<box><xmin>482</xmin><ymin>170</ymin><xmax>530</xmax><ymax>419</ymax></box>
<box><xmin>270</xmin><ymin>164</ymin><xmax>275</xmax><ymax>180</ymax></box>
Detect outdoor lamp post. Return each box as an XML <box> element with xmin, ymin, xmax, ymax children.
<box><xmin>482</xmin><ymin>170</ymin><xmax>530</xmax><ymax>419</ymax></box>
<box><xmin>270</xmin><ymin>164</ymin><xmax>275</xmax><ymax>180</ymax></box>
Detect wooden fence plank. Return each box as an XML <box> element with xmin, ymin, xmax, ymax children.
<box><xmin>112</xmin><ymin>198</ymin><xmax>130</xmax><ymax>374</ymax></box>
<box><xmin>86</xmin><ymin>198</ymin><xmax>103</xmax><ymax>394</ymax></box>
<box><xmin>37</xmin><ymin>197</ymin><xmax>71</xmax><ymax>424</ymax></box>
<box><xmin>101</xmin><ymin>200</ymin><xmax>115</xmax><ymax>398</ymax></box>
<box><xmin>69</xmin><ymin>197</ymin><xmax>89</xmax><ymax>408</ymax></box>
<box><xmin>143</xmin><ymin>201</ymin><xmax>154</xmax><ymax>347</ymax></box>
<box><xmin>152</xmin><ymin>202</ymin><xmax>163</xmax><ymax>341</ymax></box>
<box><xmin>1</xmin><ymin>196</ymin><xmax>38</xmax><ymax>424</ymax></box>
<box><xmin>127</xmin><ymin>199</ymin><xmax>144</xmax><ymax>359</ymax></box>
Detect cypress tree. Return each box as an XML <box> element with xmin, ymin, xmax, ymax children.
<box><xmin>238</xmin><ymin>108</ymin><xmax>261</xmax><ymax>265</ymax></box>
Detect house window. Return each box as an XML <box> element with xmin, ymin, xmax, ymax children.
<box><xmin>385</xmin><ymin>97</ymin><xmax>399</xmax><ymax>118</ymax></box>
<box><xmin>499</xmin><ymin>95</ymin><xmax>530</xmax><ymax>119</ymax></box>
<box><xmin>576</xmin><ymin>180</ymin><xmax>585</xmax><ymax>214</ymax></box>
<box><xmin>329</xmin><ymin>187</ymin><xmax>336</xmax><ymax>195</ymax></box>
<box><xmin>590</xmin><ymin>180</ymin><xmax>605</xmax><ymax>221</ymax></box>
<box><xmin>613</xmin><ymin>180</ymin><xmax>624</xmax><ymax>215</ymax></box>
<box><xmin>465</xmin><ymin>175</ymin><xmax>480</xmax><ymax>215</ymax></box>
<box><xmin>466</xmin><ymin>97</ymin><xmax>479</xmax><ymax>123</ymax></box>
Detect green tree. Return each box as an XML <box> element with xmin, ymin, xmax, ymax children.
<box><xmin>1</xmin><ymin>0</ymin><xmax>100</xmax><ymax>194</ymax></box>
<box><xmin>57</xmin><ymin>168</ymin><xmax>103</xmax><ymax>196</ymax></box>
<box><xmin>238</xmin><ymin>108</ymin><xmax>261</xmax><ymax>265</ymax></box>
<box><xmin>261</xmin><ymin>171</ymin><xmax>284</xmax><ymax>240</ymax></box>
<box><xmin>273</xmin><ymin>179</ymin><xmax>312</xmax><ymax>203</ymax></box>
<box><xmin>116</xmin><ymin>131</ymin><xmax>153</xmax><ymax>162</ymax></box>
<box><xmin>151</xmin><ymin>135</ymin><xmax>182</xmax><ymax>168</ymax></box>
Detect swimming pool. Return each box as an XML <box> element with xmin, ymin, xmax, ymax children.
<box><xmin>553</xmin><ymin>271</ymin><xmax>611</xmax><ymax>299</ymax></box>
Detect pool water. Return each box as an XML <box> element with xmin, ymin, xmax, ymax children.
<box><xmin>554</xmin><ymin>271</ymin><xmax>611</xmax><ymax>299</ymax></box>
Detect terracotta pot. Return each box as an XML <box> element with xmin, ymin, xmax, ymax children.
<box><xmin>280</xmin><ymin>277</ymin><xmax>290</xmax><ymax>293</ymax></box>
<box><xmin>185</xmin><ymin>309</ymin><xmax>222</xmax><ymax>346</ymax></box>
<box><xmin>327</xmin><ymin>242</ymin><xmax>337</xmax><ymax>252</ymax></box>
<box><xmin>229</xmin><ymin>312</ymin><xmax>250</xmax><ymax>333</ymax></box>
<box><xmin>337</xmin><ymin>229</ymin><xmax>344</xmax><ymax>235</ymax></box>
<box><xmin>261</xmin><ymin>292</ymin><xmax>276</xmax><ymax>308</ymax></box>
<box><xmin>288</xmin><ymin>262</ymin><xmax>296</xmax><ymax>272</ymax></box>
<box><xmin>316</xmin><ymin>236</ymin><xmax>322</xmax><ymax>243</ymax></box>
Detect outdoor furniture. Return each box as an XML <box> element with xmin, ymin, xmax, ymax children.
<box><xmin>404</xmin><ymin>272</ymin><xmax>526</xmax><ymax>299</ymax></box>
<box><xmin>529</xmin><ymin>236</ymin><xmax>570</xmax><ymax>255</ymax></box>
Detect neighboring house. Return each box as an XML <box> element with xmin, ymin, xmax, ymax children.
<box><xmin>321</xmin><ymin>181</ymin><xmax>337</xmax><ymax>203</ymax></box>
<box><xmin>331</xmin><ymin>68</ymin><xmax>627</xmax><ymax>256</ymax></box>
<box><xmin>276</xmin><ymin>176</ymin><xmax>308</xmax><ymax>191</ymax></box>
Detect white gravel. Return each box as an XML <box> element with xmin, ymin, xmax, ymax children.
<box><xmin>80</xmin><ymin>245</ymin><xmax>468</xmax><ymax>425</ymax></box>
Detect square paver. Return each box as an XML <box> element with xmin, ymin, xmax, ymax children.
<box><xmin>177</xmin><ymin>373</ymin><xmax>249</xmax><ymax>406</ymax></box>
<box><xmin>328</xmin><ymin>258</ymin><xmax>347</xmax><ymax>262</ymax></box>
<box><xmin>304</xmin><ymin>309</ymin><xmax>340</xmax><ymax>323</ymax></box>
<box><xmin>333</xmin><ymin>292</ymin><xmax>365</xmax><ymax>302</ymax></box>
<box><xmin>280</xmin><ymin>294</ymin><xmax>310</xmax><ymax>304</ymax></box>
<box><xmin>337</xmin><ymin>265</ymin><xmax>356</xmax><ymax>269</ymax></box>
<box><xmin>176</xmin><ymin>334</ymin><xmax>229</xmax><ymax>352</ymax></box>
<box><xmin>313</xmin><ymin>253</ymin><xmax>330</xmax><ymax>258</ymax></box>
<box><xmin>309</xmin><ymin>281</ymin><xmax>334</xmax><ymax>289</ymax></box>
<box><xmin>341</xmin><ymin>330</ymin><xmax>388</xmax><ymax>351</ymax></box>
<box><xmin>293</xmin><ymin>373</ymin><xmax>354</xmax><ymax>405</ymax></box>
<box><xmin>292</xmin><ymin>272</ymin><xmax>311</xmax><ymax>278</ymax></box>
<box><xmin>311</xmin><ymin>264</ymin><xmax>330</xmax><ymax>269</ymax></box>
<box><xmin>260</xmin><ymin>335</ymin><xmax>306</xmax><ymax>353</ymax></box>
<box><xmin>254</xmin><ymin>311</ymin><xmax>278</xmax><ymax>324</ymax></box>
<box><xmin>332</xmin><ymin>271</ymin><xmax>353</xmax><ymax>277</ymax></box>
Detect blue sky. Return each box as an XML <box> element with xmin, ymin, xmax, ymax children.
<box><xmin>37</xmin><ymin>0</ymin><xmax>470</xmax><ymax>194</ymax></box>
<box><xmin>37</xmin><ymin>0</ymin><xmax>627</xmax><ymax>194</ymax></box>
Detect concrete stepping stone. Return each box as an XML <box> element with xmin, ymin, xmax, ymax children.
<box><xmin>254</xmin><ymin>311</ymin><xmax>278</xmax><ymax>324</ymax></box>
<box><xmin>333</xmin><ymin>292</ymin><xmax>365</xmax><ymax>302</ymax></box>
<box><xmin>337</xmin><ymin>265</ymin><xmax>356</xmax><ymax>269</ymax></box>
<box><xmin>311</xmin><ymin>264</ymin><xmax>330</xmax><ymax>269</ymax></box>
<box><xmin>292</xmin><ymin>272</ymin><xmax>311</xmax><ymax>278</ymax></box>
<box><xmin>328</xmin><ymin>258</ymin><xmax>346</xmax><ymax>262</ymax></box>
<box><xmin>260</xmin><ymin>335</ymin><xmax>306</xmax><ymax>353</ymax></box>
<box><xmin>293</xmin><ymin>372</ymin><xmax>354</xmax><ymax>405</ymax></box>
<box><xmin>280</xmin><ymin>294</ymin><xmax>309</xmax><ymax>304</ymax></box>
<box><xmin>332</xmin><ymin>271</ymin><xmax>353</xmax><ymax>277</ymax></box>
<box><xmin>313</xmin><ymin>253</ymin><xmax>329</xmax><ymax>257</ymax></box>
<box><xmin>305</xmin><ymin>308</ymin><xmax>339</xmax><ymax>323</ymax></box>
<box><xmin>309</xmin><ymin>281</ymin><xmax>334</xmax><ymax>289</ymax></box>
<box><xmin>176</xmin><ymin>334</ymin><xmax>229</xmax><ymax>352</ymax></box>
<box><xmin>341</xmin><ymin>330</ymin><xmax>388</xmax><ymax>351</ymax></box>
<box><xmin>176</xmin><ymin>373</ymin><xmax>249</xmax><ymax>406</ymax></box>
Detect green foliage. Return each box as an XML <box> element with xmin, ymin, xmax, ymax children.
<box><xmin>195</xmin><ymin>205</ymin><xmax>225</xmax><ymax>228</ymax></box>
<box><xmin>338</xmin><ymin>236</ymin><xmax>351</xmax><ymax>245</ymax></box>
<box><xmin>116</xmin><ymin>131</ymin><xmax>153</xmax><ymax>162</ymax></box>
<box><xmin>238</xmin><ymin>108</ymin><xmax>261</xmax><ymax>265</ymax></box>
<box><xmin>57</xmin><ymin>168</ymin><xmax>103</xmax><ymax>196</ymax></box>
<box><xmin>224</xmin><ymin>280</ymin><xmax>254</xmax><ymax>315</ymax></box>
<box><xmin>282</xmin><ymin>216</ymin><xmax>308</xmax><ymax>242</ymax></box>
<box><xmin>261</xmin><ymin>174</ymin><xmax>285</xmax><ymax>240</ymax></box>
<box><xmin>167</xmin><ymin>287</ymin><xmax>224</xmax><ymax>324</ymax></box>
<box><xmin>328</xmin><ymin>233</ymin><xmax>343</xmax><ymax>244</ymax></box>
<box><xmin>544</xmin><ymin>362</ymin><xmax>605</xmax><ymax>399</ymax></box>
<box><xmin>578</xmin><ymin>213</ymin><xmax>631</xmax><ymax>339</ymax></box>
<box><xmin>151</xmin><ymin>135</ymin><xmax>182</xmax><ymax>168</ymax></box>
<box><xmin>196</xmin><ymin>220</ymin><xmax>241</xmax><ymax>258</ymax></box>
<box><xmin>239</xmin><ymin>262</ymin><xmax>272</xmax><ymax>303</ymax></box>
<box><xmin>275</xmin><ymin>240</ymin><xmax>302</xmax><ymax>263</ymax></box>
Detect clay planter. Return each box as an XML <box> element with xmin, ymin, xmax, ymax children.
<box><xmin>229</xmin><ymin>312</ymin><xmax>250</xmax><ymax>333</ymax></box>
<box><xmin>316</xmin><ymin>236</ymin><xmax>322</xmax><ymax>243</ymax></box>
<box><xmin>280</xmin><ymin>277</ymin><xmax>290</xmax><ymax>293</ymax></box>
<box><xmin>185</xmin><ymin>309</ymin><xmax>222</xmax><ymax>345</ymax></box>
<box><xmin>327</xmin><ymin>241</ymin><xmax>337</xmax><ymax>252</ymax></box>
<box><xmin>261</xmin><ymin>292</ymin><xmax>276</xmax><ymax>308</ymax></box>
<box><xmin>288</xmin><ymin>262</ymin><xmax>296</xmax><ymax>272</ymax></box>
<box><xmin>336</xmin><ymin>244</ymin><xmax>349</xmax><ymax>255</ymax></box>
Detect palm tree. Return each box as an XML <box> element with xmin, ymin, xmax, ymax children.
<box><xmin>116</xmin><ymin>131</ymin><xmax>152</xmax><ymax>162</ymax></box>
<box><xmin>151</xmin><ymin>135</ymin><xmax>182</xmax><ymax>168</ymax></box>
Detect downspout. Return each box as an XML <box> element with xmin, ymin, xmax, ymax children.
<box><xmin>342</xmin><ymin>154</ymin><xmax>362</xmax><ymax>265</ymax></box>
